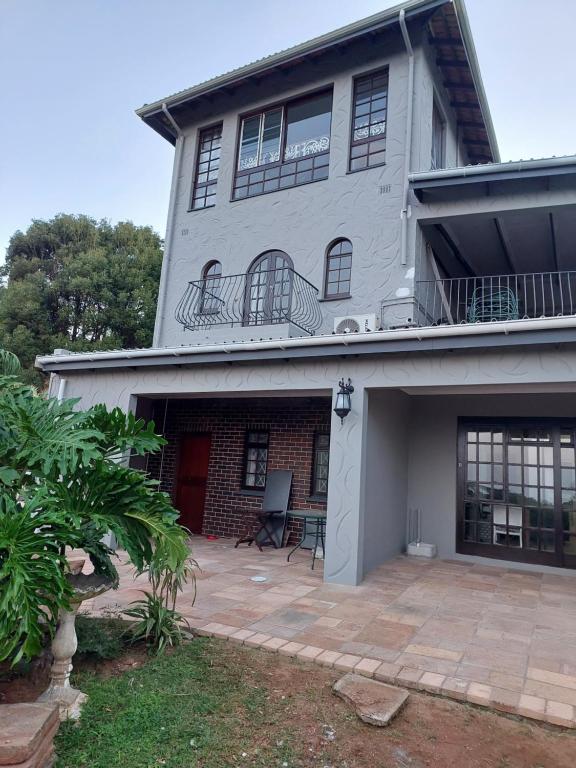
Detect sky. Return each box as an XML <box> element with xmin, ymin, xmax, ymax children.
<box><xmin>1</xmin><ymin>0</ymin><xmax>575</xmax><ymax>261</ymax></box>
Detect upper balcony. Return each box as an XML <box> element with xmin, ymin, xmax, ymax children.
<box><xmin>175</xmin><ymin>265</ymin><xmax>322</xmax><ymax>337</ymax></box>
<box><xmin>416</xmin><ymin>271</ymin><xmax>576</xmax><ymax>327</ymax></box>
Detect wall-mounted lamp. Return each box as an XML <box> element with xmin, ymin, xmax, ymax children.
<box><xmin>333</xmin><ymin>378</ymin><xmax>354</xmax><ymax>424</ymax></box>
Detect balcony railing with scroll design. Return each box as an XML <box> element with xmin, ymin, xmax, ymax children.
<box><xmin>415</xmin><ymin>271</ymin><xmax>576</xmax><ymax>327</ymax></box>
<box><xmin>175</xmin><ymin>267</ymin><xmax>323</xmax><ymax>336</ymax></box>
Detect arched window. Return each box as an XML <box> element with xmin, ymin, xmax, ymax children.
<box><xmin>324</xmin><ymin>239</ymin><xmax>352</xmax><ymax>298</ymax></box>
<box><xmin>245</xmin><ymin>250</ymin><xmax>293</xmax><ymax>326</ymax></box>
<box><xmin>200</xmin><ymin>260</ymin><xmax>222</xmax><ymax>313</ymax></box>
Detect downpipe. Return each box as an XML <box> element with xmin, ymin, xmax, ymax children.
<box><xmin>399</xmin><ymin>8</ymin><xmax>414</xmax><ymax>267</ymax></box>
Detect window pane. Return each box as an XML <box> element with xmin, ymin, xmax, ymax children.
<box><xmin>284</xmin><ymin>91</ymin><xmax>332</xmax><ymax>161</ymax></box>
<box><xmin>260</xmin><ymin>109</ymin><xmax>282</xmax><ymax>165</ymax></box>
<box><xmin>239</xmin><ymin>115</ymin><xmax>261</xmax><ymax>170</ymax></box>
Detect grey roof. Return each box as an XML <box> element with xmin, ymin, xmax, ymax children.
<box><xmin>135</xmin><ymin>0</ymin><xmax>498</xmax><ymax>163</ymax></box>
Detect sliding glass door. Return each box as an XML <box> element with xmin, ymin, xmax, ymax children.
<box><xmin>457</xmin><ymin>419</ymin><xmax>576</xmax><ymax>568</ymax></box>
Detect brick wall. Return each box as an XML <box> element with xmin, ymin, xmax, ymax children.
<box><xmin>146</xmin><ymin>397</ymin><xmax>331</xmax><ymax>541</ymax></box>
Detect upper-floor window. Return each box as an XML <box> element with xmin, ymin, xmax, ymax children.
<box><xmin>349</xmin><ymin>69</ymin><xmax>388</xmax><ymax>172</ymax></box>
<box><xmin>200</xmin><ymin>260</ymin><xmax>222</xmax><ymax>313</ymax></box>
<box><xmin>191</xmin><ymin>124</ymin><xmax>222</xmax><ymax>210</ymax></box>
<box><xmin>324</xmin><ymin>239</ymin><xmax>352</xmax><ymax>299</ymax></box>
<box><xmin>233</xmin><ymin>90</ymin><xmax>332</xmax><ymax>200</ymax></box>
<box><xmin>244</xmin><ymin>250</ymin><xmax>293</xmax><ymax>326</ymax></box>
<box><xmin>431</xmin><ymin>101</ymin><xmax>445</xmax><ymax>170</ymax></box>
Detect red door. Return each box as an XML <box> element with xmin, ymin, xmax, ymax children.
<box><xmin>175</xmin><ymin>434</ymin><xmax>212</xmax><ymax>534</ymax></box>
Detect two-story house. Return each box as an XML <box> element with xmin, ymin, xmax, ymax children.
<box><xmin>37</xmin><ymin>0</ymin><xmax>576</xmax><ymax>586</ymax></box>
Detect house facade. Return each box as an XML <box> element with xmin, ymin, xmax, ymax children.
<box><xmin>37</xmin><ymin>0</ymin><xmax>576</xmax><ymax>585</ymax></box>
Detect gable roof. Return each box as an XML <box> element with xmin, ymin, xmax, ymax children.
<box><xmin>136</xmin><ymin>0</ymin><xmax>498</xmax><ymax>164</ymax></box>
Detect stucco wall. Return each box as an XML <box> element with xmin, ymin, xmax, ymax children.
<box><xmin>362</xmin><ymin>390</ymin><xmax>410</xmax><ymax>575</ymax></box>
<box><xmin>153</xmin><ymin>21</ymin><xmax>467</xmax><ymax>348</ymax></box>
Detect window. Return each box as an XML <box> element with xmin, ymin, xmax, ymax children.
<box><xmin>200</xmin><ymin>261</ymin><xmax>222</xmax><ymax>313</ymax></box>
<box><xmin>349</xmin><ymin>69</ymin><xmax>388</xmax><ymax>171</ymax></box>
<box><xmin>243</xmin><ymin>431</ymin><xmax>269</xmax><ymax>489</ymax></box>
<box><xmin>431</xmin><ymin>101</ymin><xmax>445</xmax><ymax>170</ymax></box>
<box><xmin>311</xmin><ymin>433</ymin><xmax>330</xmax><ymax>497</ymax></box>
<box><xmin>233</xmin><ymin>90</ymin><xmax>332</xmax><ymax>199</ymax></box>
<box><xmin>245</xmin><ymin>251</ymin><xmax>293</xmax><ymax>326</ymax></box>
<box><xmin>324</xmin><ymin>239</ymin><xmax>352</xmax><ymax>298</ymax></box>
<box><xmin>191</xmin><ymin>124</ymin><xmax>222</xmax><ymax>210</ymax></box>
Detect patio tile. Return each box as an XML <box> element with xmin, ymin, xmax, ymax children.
<box><xmin>373</xmin><ymin>662</ymin><xmax>402</xmax><ymax>683</ymax></box>
<box><xmin>354</xmin><ymin>658</ymin><xmax>382</xmax><ymax>678</ymax></box>
<box><xmin>278</xmin><ymin>642</ymin><xmax>306</xmax><ymax>658</ymax></box>
<box><xmin>88</xmin><ymin>537</ymin><xmax>576</xmax><ymax>728</ymax></box>
<box><xmin>244</xmin><ymin>633</ymin><xmax>272</xmax><ymax>648</ymax></box>
<box><xmin>316</xmin><ymin>650</ymin><xmax>343</xmax><ymax>668</ymax></box>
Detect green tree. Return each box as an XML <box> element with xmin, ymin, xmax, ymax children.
<box><xmin>0</xmin><ymin>360</ymin><xmax>189</xmax><ymax>664</ymax></box>
<box><xmin>0</xmin><ymin>214</ymin><xmax>162</xmax><ymax>380</ymax></box>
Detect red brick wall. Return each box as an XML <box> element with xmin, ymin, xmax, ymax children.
<box><xmin>146</xmin><ymin>397</ymin><xmax>331</xmax><ymax>541</ymax></box>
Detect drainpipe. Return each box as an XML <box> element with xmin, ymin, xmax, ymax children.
<box><xmin>152</xmin><ymin>103</ymin><xmax>185</xmax><ymax>347</ymax></box>
<box><xmin>399</xmin><ymin>9</ymin><xmax>414</xmax><ymax>267</ymax></box>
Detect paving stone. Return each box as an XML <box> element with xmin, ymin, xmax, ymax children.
<box><xmin>334</xmin><ymin>654</ymin><xmax>363</xmax><ymax>672</ymax></box>
<box><xmin>229</xmin><ymin>629</ymin><xmax>255</xmax><ymax>644</ymax></box>
<box><xmin>374</xmin><ymin>661</ymin><xmax>402</xmax><ymax>683</ymax></box>
<box><xmin>419</xmin><ymin>672</ymin><xmax>446</xmax><ymax>692</ymax></box>
<box><xmin>278</xmin><ymin>641</ymin><xmax>306</xmax><ymax>657</ymax></box>
<box><xmin>467</xmin><ymin>682</ymin><xmax>492</xmax><ymax>705</ymax></box>
<box><xmin>354</xmin><ymin>658</ymin><xmax>382</xmax><ymax>678</ymax></box>
<box><xmin>261</xmin><ymin>637</ymin><xmax>288</xmax><ymax>652</ymax></box>
<box><xmin>316</xmin><ymin>650</ymin><xmax>343</xmax><ymax>668</ymax></box>
<box><xmin>296</xmin><ymin>645</ymin><xmax>324</xmax><ymax>662</ymax></box>
<box><xmin>244</xmin><ymin>632</ymin><xmax>272</xmax><ymax>648</ymax></box>
<box><xmin>545</xmin><ymin>700</ymin><xmax>576</xmax><ymax>728</ymax></box>
<box><xmin>518</xmin><ymin>694</ymin><xmax>546</xmax><ymax>719</ymax></box>
<box><xmin>0</xmin><ymin>703</ymin><xmax>59</xmax><ymax>766</ymax></box>
<box><xmin>333</xmin><ymin>672</ymin><xmax>409</xmax><ymax>726</ymax></box>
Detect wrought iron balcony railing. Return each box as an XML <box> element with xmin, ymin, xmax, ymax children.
<box><xmin>416</xmin><ymin>271</ymin><xmax>576</xmax><ymax>326</ymax></box>
<box><xmin>175</xmin><ymin>267</ymin><xmax>322</xmax><ymax>336</ymax></box>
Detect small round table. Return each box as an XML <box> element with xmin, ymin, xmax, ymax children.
<box><xmin>286</xmin><ymin>510</ymin><xmax>326</xmax><ymax>570</ymax></box>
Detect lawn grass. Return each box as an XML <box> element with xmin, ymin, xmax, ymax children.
<box><xmin>55</xmin><ymin>639</ymin><xmax>297</xmax><ymax>768</ymax></box>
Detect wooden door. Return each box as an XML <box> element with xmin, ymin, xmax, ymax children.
<box><xmin>175</xmin><ymin>434</ymin><xmax>212</xmax><ymax>534</ymax></box>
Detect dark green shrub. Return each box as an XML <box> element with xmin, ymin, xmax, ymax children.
<box><xmin>75</xmin><ymin>614</ymin><xmax>128</xmax><ymax>660</ymax></box>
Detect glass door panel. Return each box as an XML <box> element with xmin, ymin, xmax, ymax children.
<box><xmin>459</xmin><ymin>421</ymin><xmax>576</xmax><ymax>568</ymax></box>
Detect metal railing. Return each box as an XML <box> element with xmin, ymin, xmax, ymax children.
<box><xmin>415</xmin><ymin>271</ymin><xmax>576</xmax><ymax>326</ymax></box>
<box><xmin>175</xmin><ymin>267</ymin><xmax>322</xmax><ymax>336</ymax></box>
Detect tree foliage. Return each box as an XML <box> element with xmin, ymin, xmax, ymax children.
<box><xmin>0</xmin><ymin>214</ymin><xmax>162</xmax><ymax>381</ymax></box>
<box><xmin>0</xmin><ymin>366</ymin><xmax>189</xmax><ymax>664</ymax></box>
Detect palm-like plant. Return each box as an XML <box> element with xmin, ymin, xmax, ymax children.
<box><xmin>0</xmin><ymin>361</ymin><xmax>189</xmax><ymax>664</ymax></box>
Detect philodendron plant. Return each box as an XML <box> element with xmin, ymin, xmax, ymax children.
<box><xmin>0</xmin><ymin>351</ymin><xmax>189</xmax><ymax>664</ymax></box>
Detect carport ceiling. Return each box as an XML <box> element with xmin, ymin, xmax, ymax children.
<box><xmin>423</xmin><ymin>205</ymin><xmax>576</xmax><ymax>278</ymax></box>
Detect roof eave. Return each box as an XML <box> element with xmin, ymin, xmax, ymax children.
<box><xmin>135</xmin><ymin>0</ymin><xmax>447</xmax><ymax>123</ymax></box>
<box><xmin>451</xmin><ymin>0</ymin><xmax>499</xmax><ymax>162</ymax></box>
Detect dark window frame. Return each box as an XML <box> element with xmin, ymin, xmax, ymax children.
<box><xmin>324</xmin><ymin>239</ymin><xmax>353</xmax><ymax>299</ymax></box>
<box><xmin>457</xmin><ymin>417</ymin><xmax>576</xmax><ymax>570</ymax></box>
<box><xmin>190</xmin><ymin>123</ymin><xmax>223</xmax><ymax>211</ymax></box>
<box><xmin>348</xmin><ymin>67</ymin><xmax>389</xmax><ymax>173</ymax></box>
<box><xmin>241</xmin><ymin>429</ymin><xmax>270</xmax><ymax>490</ymax></box>
<box><xmin>310</xmin><ymin>431</ymin><xmax>330</xmax><ymax>498</ymax></box>
<box><xmin>232</xmin><ymin>86</ymin><xmax>333</xmax><ymax>201</ymax></box>
<box><xmin>199</xmin><ymin>260</ymin><xmax>223</xmax><ymax>314</ymax></box>
<box><xmin>431</xmin><ymin>99</ymin><xmax>446</xmax><ymax>171</ymax></box>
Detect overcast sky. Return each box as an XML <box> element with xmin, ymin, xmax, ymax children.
<box><xmin>1</xmin><ymin>0</ymin><xmax>575</xmax><ymax>260</ymax></box>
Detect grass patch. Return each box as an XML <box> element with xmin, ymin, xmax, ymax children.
<box><xmin>56</xmin><ymin>639</ymin><xmax>297</xmax><ymax>768</ymax></box>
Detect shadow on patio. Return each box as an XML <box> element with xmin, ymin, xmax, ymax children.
<box><xmin>86</xmin><ymin>536</ymin><xmax>576</xmax><ymax>729</ymax></box>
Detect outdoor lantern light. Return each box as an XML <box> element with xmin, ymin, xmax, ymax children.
<box><xmin>333</xmin><ymin>378</ymin><xmax>354</xmax><ymax>424</ymax></box>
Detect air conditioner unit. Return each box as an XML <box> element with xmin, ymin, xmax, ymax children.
<box><xmin>334</xmin><ymin>314</ymin><xmax>378</xmax><ymax>334</ymax></box>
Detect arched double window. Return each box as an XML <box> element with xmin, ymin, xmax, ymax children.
<box><xmin>200</xmin><ymin>260</ymin><xmax>222</xmax><ymax>313</ymax></box>
<box><xmin>324</xmin><ymin>239</ymin><xmax>352</xmax><ymax>298</ymax></box>
<box><xmin>244</xmin><ymin>250</ymin><xmax>293</xmax><ymax>326</ymax></box>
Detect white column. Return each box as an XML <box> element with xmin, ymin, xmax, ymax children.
<box><xmin>324</xmin><ymin>385</ymin><xmax>368</xmax><ymax>586</ymax></box>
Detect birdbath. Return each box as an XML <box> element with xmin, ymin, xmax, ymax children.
<box><xmin>38</xmin><ymin>559</ymin><xmax>116</xmax><ymax>720</ymax></box>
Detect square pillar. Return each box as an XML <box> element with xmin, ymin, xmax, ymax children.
<box><xmin>324</xmin><ymin>385</ymin><xmax>367</xmax><ymax>585</ymax></box>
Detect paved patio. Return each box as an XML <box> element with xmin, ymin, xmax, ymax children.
<box><xmin>86</xmin><ymin>536</ymin><xmax>576</xmax><ymax>728</ymax></box>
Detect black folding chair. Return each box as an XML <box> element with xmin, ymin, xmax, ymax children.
<box><xmin>235</xmin><ymin>470</ymin><xmax>292</xmax><ymax>550</ymax></box>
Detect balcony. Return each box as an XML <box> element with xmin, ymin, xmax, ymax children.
<box><xmin>416</xmin><ymin>271</ymin><xmax>576</xmax><ymax>327</ymax></box>
<box><xmin>175</xmin><ymin>267</ymin><xmax>322</xmax><ymax>336</ymax></box>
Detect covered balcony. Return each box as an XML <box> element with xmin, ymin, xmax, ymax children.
<box><xmin>175</xmin><ymin>262</ymin><xmax>322</xmax><ymax>338</ymax></box>
<box><xmin>411</xmin><ymin>157</ymin><xmax>576</xmax><ymax>330</ymax></box>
